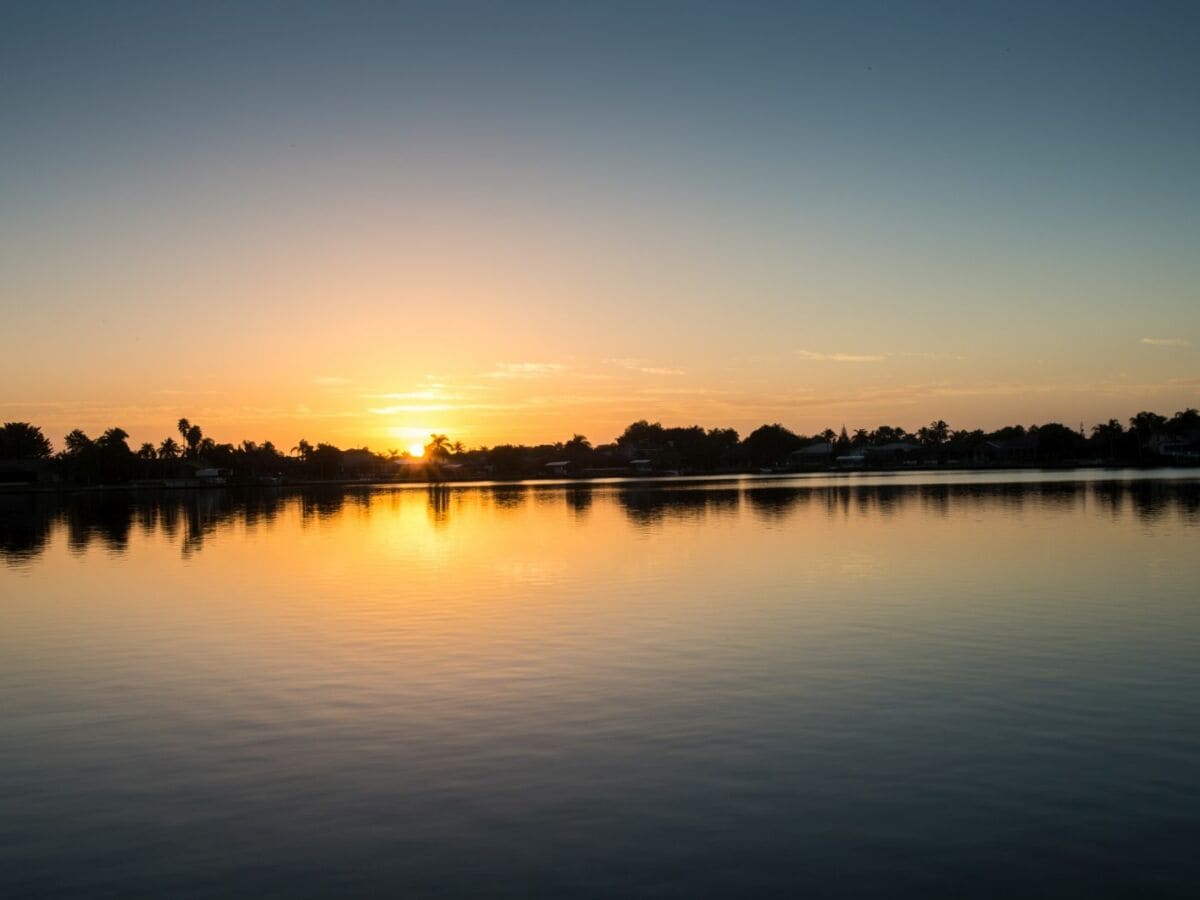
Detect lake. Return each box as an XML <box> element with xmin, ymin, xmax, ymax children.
<box><xmin>2</xmin><ymin>470</ymin><xmax>1199</xmax><ymax>898</ymax></box>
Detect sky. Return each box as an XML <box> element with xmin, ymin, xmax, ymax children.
<box><xmin>2</xmin><ymin>0</ymin><xmax>1198</xmax><ymax>451</ymax></box>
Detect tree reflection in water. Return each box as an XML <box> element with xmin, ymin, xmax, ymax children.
<box><xmin>1</xmin><ymin>477</ymin><xmax>1197</xmax><ymax>566</ymax></box>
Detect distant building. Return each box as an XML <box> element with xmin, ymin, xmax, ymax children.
<box><xmin>788</xmin><ymin>443</ymin><xmax>833</xmax><ymax>468</ymax></box>
<box><xmin>864</xmin><ymin>441</ymin><xmax>923</xmax><ymax>465</ymax></box>
<box><xmin>1154</xmin><ymin>430</ymin><xmax>1200</xmax><ymax>460</ymax></box>
<box><xmin>976</xmin><ymin>436</ymin><xmax>1038</xmax><ymax>464</ymax></box>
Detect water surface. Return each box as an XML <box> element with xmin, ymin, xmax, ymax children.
<box><xmin>3</xmin><ymin>471</ymin><xmax>1199</xmax><ymax>897</ymax></box>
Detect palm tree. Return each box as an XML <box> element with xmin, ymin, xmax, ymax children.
<box><xmin>63</xmin><ymin>429</ymin><xmax>93</xmax><ymax>456</ymax></box>
<box><xmin>292</xmin><ymin>438</ymin><xmax>313</xmax><ymax>462</ymax></box>
<box><xmin>185</xmin><ymin>426</ymin><xmax>203</xmax><ymax>458</ymax></box>
<box><xmin>918</xmin><ymin>420</ymin><xmax>950</xmax><ymax>446</ymax></box>
<box><xmin>450</xmin><ymin>440</ymin><xmax>466</xmax><ymax>455</ymax></box>
<box><xmin>426</xmin><ymin>433</ymin><xmax>451</xmax><ymax>460</ymax></box>
<box><xmin>158</xmin><ymin>437</ymin><xmax>180</xmax><ymax>460</ymax></box>
<box><xmin>136</xmin><ymin>442</ymin><xmax>157</xmax><ymax>460</ymax></box>
<box><xmin>97</xmin><ymin>427</ymin><xmax>131</xmax><ymax>452</ymax></box>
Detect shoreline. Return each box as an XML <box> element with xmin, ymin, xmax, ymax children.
<box><xmin>2</xmin><ymin>461</ymin><xmax>1196</xmax><ymax>497</ymax></box>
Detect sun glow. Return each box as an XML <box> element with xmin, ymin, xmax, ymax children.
<box><xmin>407</xmin><ymin>442</ymin><xmax>426</xmax><ymax>458</ymax></box>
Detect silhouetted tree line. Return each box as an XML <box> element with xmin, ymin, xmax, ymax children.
<box><xmin>1</xmin><ymin>407</ymin><xmax>1198</xmax><ymax>486</ymax></box>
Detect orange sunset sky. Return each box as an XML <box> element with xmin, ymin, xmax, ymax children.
<box><xmin>3</xmin><ymin>3</ymin><xmax>1197</xmax><ymax>451</ymax></box>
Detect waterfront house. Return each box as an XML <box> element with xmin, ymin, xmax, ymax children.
<box><xmin>864</xmin><ymin>441</ymin><xmax>923</xmax><ymax>465</ymax></box>
<box><xmin>976</xmin><ymin>435</ymin><xmax>1038</xmax><ymax>464</ymax></box>
<box><xmin>788</xmin><ymin>442</ymin><xmax>833</xmax><ymax>469</ymax></box>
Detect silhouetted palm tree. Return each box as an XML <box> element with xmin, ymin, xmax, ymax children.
<box><xmin>63</xmin><ymin>429</ymin><xmax>92</xmax><ymax>456</ymax></box>
<box><xmin>426</xmin><ymin>434</ymin><xmax>450</xmax><ymax>460</ymax></box>
<box><xmin>918</xmin><ymin>420</ymin><xmax>950</xmax><ymax>446</ymax></box>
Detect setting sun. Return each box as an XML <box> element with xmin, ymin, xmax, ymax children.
<box><xmin>407</xmin><ymin>442</ymin><xmax>426</xmax><ymax>458</ymax></box>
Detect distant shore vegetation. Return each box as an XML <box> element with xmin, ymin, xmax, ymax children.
<box><xmin>1</xmin><ymin>410</ymin><xmax>1198</xmax><ymax>488</ymax></box>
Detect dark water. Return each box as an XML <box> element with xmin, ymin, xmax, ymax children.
<box><xmin>3</xmin><ymin>470</ymin><xmax>1199</xmax><ymax>898</ymax></box>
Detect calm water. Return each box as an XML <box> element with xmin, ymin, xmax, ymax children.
<box><xmin>3</xmin><ymin>470</ymin><xmax>1199</xmax><ymax>898</ymax></box>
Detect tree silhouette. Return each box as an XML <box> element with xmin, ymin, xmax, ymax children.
<box><xmin>0</xmin><ymin>422</ymin><xmax>52</xmax><ymax>459</ymax></box>
<box><xmin>426</xmin><ymin>433</ymin><xmax>451</xmax><ymax>460</ymax></box>
<box><xmin>63</xmin><ymin>429</ymin><xmax>93</xmax><ymax>456</ymax></box>
<box><xmin>918</xmin><ymin>420</ymin><xmax>950</xmax><ymax>446</ymax></box>
<box><xmin>1129</xmin><ymin>411</ymin><xmax>1167</xmax><ymax>442</ymax></box>
<box><xmin>743</xmin><ymin>423</ymin><xmax>803</xmax><ymax>467</ymax></box>
<box><xmin>185</xmin><ymin>425</ymin><xmax>203</xmax><ymax>458</ymax></box>
<box><xmin>158</xmin><ymin>437</ymin><xmax>181</xmax><ymax>460</ymax></box>
<box><xmin>1090</xmin><ymin>419</ymin><xmax>1124</xmax><ymax>459</ymax></box>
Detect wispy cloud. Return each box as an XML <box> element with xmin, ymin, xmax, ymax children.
<box><xmin>361</xmin><ymin>389</ymin><xmax>462</xmax><ymax>401</ymax></box>
<box><xmin>604</xmin><ymin>357</ymin><xmax>685</xmax><ymax>376</ymax></box>
<box><xmin>797</xmin><ymin>349</ymin><xmax>886</xmax><ymax>363</ymax></box>
<box><xmin>637</xmin><ymin>386</ymin><xmax>737</xmax><ymax>396</ymax></box>
<box><xmin>312</xmin><ymin>376</ymin><xmax>351</xmax><ymax>385</ymax></box>
<box><xmin>368</xmin><ymin>403</ymin><xmax>518</xmax><ymax>415</ymax></box>
<box><xmin>1140</xmin><ymin>337</ymin><xmax>1190</xmax><ymax>347</ymax></box>
<box><xmin>896</xmin><ymin>351</ymin><xmax>968</xmax><ymax>361</ymax></box>
<box><xmin>484</xmin><ymin>362</ymin><xmax>568</xmax><ymax>378</ymax></box>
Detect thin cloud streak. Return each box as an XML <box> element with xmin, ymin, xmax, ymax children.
<box><xmin>603</xmin><ymin>358</ymin><xmax>685</xmax><ymax>376</ymax></box>
<box><xmin>1140</xmin><ymin>337</ymin><xmax>1190</xmax><ymax>347</ymax></box>
<box><xmin>484</xmin><ymin>363</ymin><xmax>568</xmax><ymax>378</ymax></box>
<box><xmin>797</xmin><ymin>350</ymin><xmax>886</xmax><ymax>363</ymax></box>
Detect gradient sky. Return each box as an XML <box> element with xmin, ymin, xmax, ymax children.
<box><xmin>3</xmin><ymin>0</ymin><xmax>1198</xmax><ymax>450</ymax></box>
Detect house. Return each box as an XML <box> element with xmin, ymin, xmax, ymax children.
<box><xmin>835</xmin><ymin>452</ymin><xmax>866</xmax><ymax>469</ymax></box>
<box><xmin>864</xmin><ymin>441</ymin><xmax>922</xmax><ymax>465</ymax></box>
<box><xmin>545</xmin><ymin>460</ymin><xmax>573</xmax><ymax>477</ymax></box>
<box><xmin>630</xmin><ymin>458</ymin><xmax>655</xmax><ymax>475</ymax></box>
<box><xmin>1154</xmin><ymin>430</ymin><xmax>1200</xmax><ymax>461</ymax></box>
<box><xmin>788</xmin><ymin>442</ymin><xmax>833</xmax><ymax>468</ymax></box>
<box><xmin>976</xmin><ymin>435</ymin><xmax>1038</xmax><ymax>464</ymax></box>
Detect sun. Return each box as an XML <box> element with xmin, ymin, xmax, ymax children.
<box><xmin>407</xmin><ymin>442</ymin><xmax>426</xmax><ymax>458</ymax></box>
